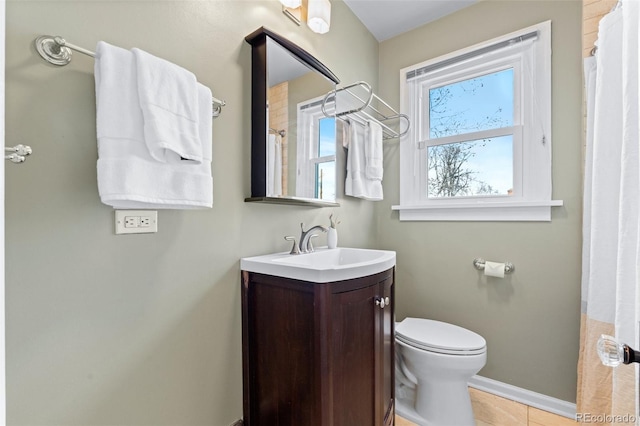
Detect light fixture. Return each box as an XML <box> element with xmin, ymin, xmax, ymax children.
<box><xmin>307</xmin><ymin>0</ymin><xmax>331</xmax><ymax>34</ymax></box>
<box><xmin>280</xmin><ymin>0</ymin><xmax>331</xmax><ymax>35</ymax></box>
<box><xmin>280</xmin><ymin>0</ymin><xmax>301</xmax><ymax>8</ymax></box>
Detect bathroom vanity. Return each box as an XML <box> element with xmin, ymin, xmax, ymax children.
<box><xmin>240</xmin><ymin>252</ymin><xmax>395</xmax><ymax>426</ymax></box>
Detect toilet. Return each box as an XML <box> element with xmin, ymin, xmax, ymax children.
<box><xmin>395</xmin><ymin>318</ymin><xmax>487</xmax><ymax>426</ymax></box>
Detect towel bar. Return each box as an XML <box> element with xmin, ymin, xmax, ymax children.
<box><xmin>5</xmin><ymin>144</ymin><xmax>33</xmax><ymax>164</ymax></box>
<box><xmin>269</xmin><ymin>127</ymin><xmax>286</xmax><ymax>137</ymax></box>
<box><xmin>321</xmin><ymin>81</ymin><xmax>410</xmax><ymax>140</ymax></box>
<box><xmin>34</xmin><ymin>35</ymin><xmax>226</xmax><ymax>117</ymax></box>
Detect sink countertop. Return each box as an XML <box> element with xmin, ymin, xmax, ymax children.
<box><xmin>241</xmin><ymin>247</ymin><xmax>396</xmax><ymax>283</ymax></box>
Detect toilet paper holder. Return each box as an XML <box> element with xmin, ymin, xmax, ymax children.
<box><xmin>473</xmin><ymin>258</ymin><xmax>515</xmax><ymax>274</ymax></box>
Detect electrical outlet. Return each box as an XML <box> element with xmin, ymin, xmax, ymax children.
<box><xmin>124</xmin><ymin>216</ymin><xmax>140</xmax><ymax>228</ymax></box>
<box><xmin>115</xmin><ymin>210</ymin><xmax>158</xmax><ymax>235</ymax></box>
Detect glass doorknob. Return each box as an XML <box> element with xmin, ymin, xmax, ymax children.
<box><xmin>597</xmin><ymin>334</ymin><xmax>639</xmax><ymax>367</ymax></box>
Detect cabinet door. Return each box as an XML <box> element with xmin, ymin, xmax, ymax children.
<box><xmin>242</xmin><ymin>274</ymin><xmax>319</xmax><ymax>426</ymax></box>
<box><xmin>331</xmin><ymin>283</ymin><xmax>379</xmax><ymax>426</ymax></box>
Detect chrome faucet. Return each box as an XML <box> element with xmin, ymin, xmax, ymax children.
<box><xmin>299</xmin><ymin>223</ymin><xmax>328</xmax><ymax>253</ymax></box>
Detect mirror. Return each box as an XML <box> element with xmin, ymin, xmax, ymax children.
<box><xmin>245</xmin><ymin>27</ymin><xmax>340</xmax><ymax>206</ymax></box>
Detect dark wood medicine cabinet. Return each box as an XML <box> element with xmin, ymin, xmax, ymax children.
<box><xmin>244</xmin><ymin>27</ymin><xmax>341</xmax><ymax>207</ymax></box>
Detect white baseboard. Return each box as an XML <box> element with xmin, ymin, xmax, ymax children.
<box><xmin>468</xmin><ymin>375</ymin><xmax>576</xmax><ymax>420</ymax></box>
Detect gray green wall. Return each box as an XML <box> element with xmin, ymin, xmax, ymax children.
<box><xmin>377</xmin><ymin>0</ymin><xmax>583</xmax><ymax>402</ymax></box>
<box><xmin>4</xmin><ymin>1</ymin><xmax>377</xmax><ymax>424</ymax></box>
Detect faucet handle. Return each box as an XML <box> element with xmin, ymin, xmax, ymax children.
<box><xmin>284</xmin><ymin>236</ymin><xmax>300</xmax><ymax>255</ymax></box>
<box><xmin>307</xmin><ymin>234</ymin><xmax>319</xmax><ymax>253</ymax></box>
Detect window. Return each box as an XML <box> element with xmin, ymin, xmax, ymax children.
<box><xmin>393</xmin><ymin>21</ymin><xmax>562</xmax><ymax>221</ymax></box>
<box><xmin>314</xmin><ymin>117</ymin><xmax>336</xmax><ymax>200</ymax></box>
<box><xmin>427</xmin><ymin>67</ymin><xmax>515</xmax><ymax>198</ymax></box>
<box><xmin>297</xmin><ymin>96</ymin><xmax>336</xmax><ymax>201</ymax></box>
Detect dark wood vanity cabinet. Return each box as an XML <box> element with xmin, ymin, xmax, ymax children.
<box><xmin>241</xmin><ymin>268</ymin><xmax>395</xmax><ymax>426</ymax></box>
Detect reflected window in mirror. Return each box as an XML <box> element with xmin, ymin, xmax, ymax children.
<box><xmin>316</xmin><ymin>117</ymin><xmax>337</xmax><ymax>200</ymax></box>
<box><xmin>296</xmin><ymin>96</ymin><xmax>336</xmax><ymax>201</ymax></box>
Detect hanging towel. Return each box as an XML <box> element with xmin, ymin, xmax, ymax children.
<box><xmin>267</xmin><ymin>133</ymin><xmax>283</xmax><ymax>197</ymax></box>
<box><xmin>345</xmin><ymin>120</ymin><xmax>383</xmax><ymax>201</ymax></box>
<box><xmin>132</xmin><ymin>48</ymin><xmax>203</xmax><ymax>164</ymax></box>
<box><xmin>364</xmin><ymin>120</ymin><xmax>383</xmax><ymax>180</ymax></box>
<box><xmin>95</xmin><ymin>42</ymin><xmax>213</xmax><ymax>209</ymax></box>
<box><xmin>341</xmin><ymin>119</ymin><xmax>350</xmax><ymax>148</ymax></box>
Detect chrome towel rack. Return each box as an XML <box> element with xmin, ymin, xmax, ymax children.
<box><xmin>34</xmin><ymin>35</ymin><xmax>226</xmax><ymax>117</ymax></box>
<box><xmin>321</xmin><ymin>81</ymin><xmax>410</xmax><ymax>140</ymax></box>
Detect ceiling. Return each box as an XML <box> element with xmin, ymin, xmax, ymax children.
<box><xmin>342</xmin><ymin>0</ymin><xmax>478</xmax><ymax>42</ymax></box>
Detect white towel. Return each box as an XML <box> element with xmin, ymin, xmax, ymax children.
<box><xmin>95</xmin><ymin>42</ymin><xmax>213</xmax><ymax>209</ymax></box>
<box><xmin>364</xmin><ymin>120</ymin><xmax>383</xmax><ymax>180</ymax></box>
<box><xmin>132</xmin><ymin>48</ymin><xmax>203</xmax><ymax>164</ymax></box>
<box><xmin>345</xmin><ymin>120</ymin><xmax>383</xmax><ymax>201</ymax></box>
<box><xmin>267</xmin><ymin>133</ymin><xmax>283</xmax><ymax>197</ymax></box>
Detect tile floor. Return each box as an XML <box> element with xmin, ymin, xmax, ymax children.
<box><xmin>395</xmin><ymin>387</ymin><xmax>577</xmax><ymax>426</ymax></box>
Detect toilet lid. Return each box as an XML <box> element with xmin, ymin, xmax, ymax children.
<box><xmin>396</xmin><ymin>318</ymin><xmax>486</xmax><ymax>355</ymax></box>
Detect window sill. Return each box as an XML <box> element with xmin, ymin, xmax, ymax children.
<box><xmin>391</xmin><ymin>200</ymin><xmax>564</xmax><ymax>222</ymax></box>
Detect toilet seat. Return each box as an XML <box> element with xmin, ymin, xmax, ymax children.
<box><xmin>396</xmin><ymin>318</ymin><xmax>486</xmax><ymax>355</ymax></box>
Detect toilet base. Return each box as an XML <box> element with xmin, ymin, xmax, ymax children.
<box><xmin>415</xmin><ymin>379</ymin><xmax>476</xmax><ymax>425</ymax></box>
<box><xmin>396</xmin><ymin>395</ymin><xmax>428</xmax><ymax>425</ymax></box>
<box><xmin>396</xmin><ymin>385</ymin><xmax>476</xmax><ymax>426</ymax></box>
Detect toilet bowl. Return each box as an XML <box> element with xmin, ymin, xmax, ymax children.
<box><xmin>395</xmin><ymin>318</ymin><xmax>487</xmax><ymax>426</ymax></box>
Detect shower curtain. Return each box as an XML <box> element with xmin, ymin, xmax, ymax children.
<box><xmin>267</xmin><ymin>133</ymin><xmax>283</xmax><ymax>197</ymax></box>
<box><xmin>578</xmin><ymin>0</ymin><xmax>640</xmax><ymax>420</ymax></box>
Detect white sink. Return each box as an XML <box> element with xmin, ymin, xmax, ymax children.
<box><xmin>241</xmin><ymin>247</ymin><xmax>396</xmax><ymax>283</ymax></box>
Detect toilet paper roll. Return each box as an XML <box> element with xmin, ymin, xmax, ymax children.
<box><xmin>484</xmin><ymin>261</ymin><xmax>505</xmax><ymax>278</ymax></box>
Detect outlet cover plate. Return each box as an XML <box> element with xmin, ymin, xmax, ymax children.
<box><xmin>115</xmin><ymin>210</ymin><xmax>158</xmax><ymax>235</ymax></box>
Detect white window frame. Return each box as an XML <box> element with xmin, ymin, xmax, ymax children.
<box><xmin>393</xmin><ymin>21</ymin><xmax>563</xmax><ymax>221</ymax></box>
<box><xmin>296</xmin><ymin>96</ymin><xmax>336</xmax><ymax>199</ymax></box>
